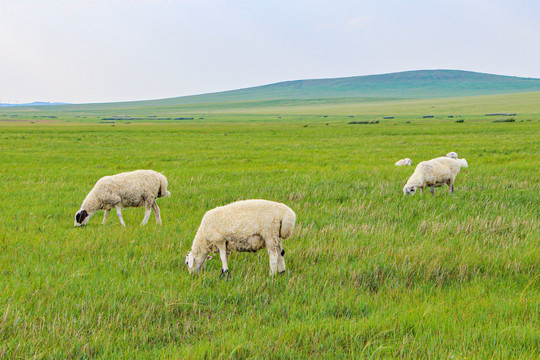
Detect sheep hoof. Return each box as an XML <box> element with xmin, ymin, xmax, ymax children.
<box><xmin>278</xmin><ymin>270</ymin><xmax>286</xmax><ymax>275</ymax></box>
<box><xmin>220</xmin><ymin>269</ymin><xmax>230</xmax><ymax>280</ymax></box>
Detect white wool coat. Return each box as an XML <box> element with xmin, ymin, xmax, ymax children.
<box><xmin>75</xmin><ymin>170</ymin><xmax>170</xmax><ymax>226</ymax></box>
<box><xmin>403</xmin><ymin>157</ymin><xmax>467</xmax><ymax>195</ymax></box>
<box><xmin>187</xmin><ymin>199</ymin><xmax>296</xmax><ymax>275</ymax></box>
<box><xmin>395</xmin><ymin>158</ymin><xmax>412</xmax><ymax>166</ymax></box>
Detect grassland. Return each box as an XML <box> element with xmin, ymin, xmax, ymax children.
<box><xmin>0</xmin><ymin>93</ymin><xmax>539</xmax><ymax>359</ymax></box>
<box><xmin>2</xmin><ymin>89</ymin><xmax>540</xmax><ymax>121</ymax></box>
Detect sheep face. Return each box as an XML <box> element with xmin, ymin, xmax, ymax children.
<box><xmin>74</xmin><ymin>209</ymin><xmax>93</xmax><ymax>227</ymax></box>
<box><xmin>185</xmin><ymin>252</ymin><xmax>207</xmax><ymax>275</ymax></box>
<box><xmin>403</xmin><ymin>185</ymin><xmax>417</xmax><ymax>195</ymax></box>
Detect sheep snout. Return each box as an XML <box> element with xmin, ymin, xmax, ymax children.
<box><xmin>403</xmin><ymin>186</ymin><xmax>416</xmax><ymax>195</ymax></box>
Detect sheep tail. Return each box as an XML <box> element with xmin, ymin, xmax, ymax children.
<box><xmin>157</xmin><ymin>174</ymin><xmax>171</xmax><ymax>198</ymax></box>
<box><xmin>458</xmin><ymin>158</ymin><xmax>468</xmax><ymax>168</ymax></box>
<box><xmin>280</xmin><ymin>209</ymin><xmax>296</xmax><ymax>239</ymax></box>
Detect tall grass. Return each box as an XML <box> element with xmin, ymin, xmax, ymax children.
<box><xmin>0</xmin><ymin>117</ymin><xmax>538</xmax><ymax>359</ymax></box>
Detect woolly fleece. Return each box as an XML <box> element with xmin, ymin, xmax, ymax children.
<box><xmin>186</xmin><ymin>199</ymin><xmax>296</xmax><ymax>276</ymax></box>
<box><xmin>395</xmin><ymin>158</ymin><xmax>412</xmax><ymax>166</ymax></box>
<box><xmin>403</xmin><ymin>157</ymin><xmax>467</xmax><ymax>196</ymax></box>
<box><xmin>74</xmin><ymin>170</ymin><xmax>170</xmax><ymax>226</ymax></box>
<box><xmin>446</xmin><ymin>152</ymin><xmax>458</xmax><ymax>159</ymax></box>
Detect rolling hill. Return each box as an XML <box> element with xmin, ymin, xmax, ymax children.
<box><xmin>0</xmin><ymin>102</ymin><xmax>69</xmax><ymax>107</ymax></box>
<box><xmin>3</xmin><ymin>70</ymin><xmax>540</xmax><ymax>113</ymax></box>
<box><xmin>103</xmin><ymin>69</ymin><xmax>540</xmax><ymax>109</ymax></box>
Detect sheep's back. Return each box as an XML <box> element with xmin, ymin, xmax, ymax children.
<box><xmin>91</xmin><ymin>170</ymin><xmax>161</xmax><ymax>207</ymax></box>
<box><xmin>417</xmin><ymin>158</ymin><xmax>459</xmax><ymax>185</ymax></box>
<box><xmin>200</xmin><ymin>200</ymin><xmax>292</xmax><ymax>241</ymax></box>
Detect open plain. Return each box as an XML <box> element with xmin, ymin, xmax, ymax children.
<box><xmin>0</xmin><ymin>91</ymin><xmax>538</xmax><ymax>359</ymax></box>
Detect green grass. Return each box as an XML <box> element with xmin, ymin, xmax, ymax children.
<box><xmin>0</xmin><ymin>97</ymin><xmax>539</xmax><ymax>358</ymax></box>
<box><xmin>2</xmin><ymin>90</ymin><xmax>540</xmax><ymax>121</ymax></box>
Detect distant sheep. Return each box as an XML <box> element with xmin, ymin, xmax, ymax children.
<box><xmin>403</xmin><ymin>157</ymin><xmax>468</xmax><ymax>196</ymax></box>
<box><xmin>395</xmin><ymin>158</ymin><xmax>412</xmax><ymax>166</ymax></box>
<box><xmin>74</xmin><ymin>170</ymin><xmax>170</xmax><ymax>227</ymax></box>
<box><xmin>445</xmin><ymin>152</ymin><xmax>458</xmax><ymax>159</ymax></box>
<box><xmin>185</xmin><ymin>199</ymin><xmax>296</xmax><ymax>277</ymax></box>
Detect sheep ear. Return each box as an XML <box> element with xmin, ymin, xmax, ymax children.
<box><xmin>206</xmin><ymin>255</ymin><xmax>213</xmax><ymax>260</ymax></box>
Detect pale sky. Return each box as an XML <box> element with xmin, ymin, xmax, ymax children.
<box><xmin>1</xmin><ymin>0</ymin><xmax>539</xmax><ymax>104</ymax></box>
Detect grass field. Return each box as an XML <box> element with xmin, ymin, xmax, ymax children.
<box><xmin>0</xmin><ymin>94</ymin><xmax>539</xmax><ymax>359</ymax></box>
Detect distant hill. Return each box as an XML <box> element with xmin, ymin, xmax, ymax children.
<box><xmin>0</xmin><ymin>102</ymin><xmax>69</xmax><ymax>107</ymax></box>
<box><xmin>117</xmin><ymin>69</ymin><xmax>540</xmax><ymax>108</ymax></box>
<box><xmin>5</xmin><ymin>70</ymin><xmax>540</xmax><ymax>111</ymax></box>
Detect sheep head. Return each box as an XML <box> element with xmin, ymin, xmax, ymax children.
<box><xmin>74</xmin><ymin>209</ymin><xmax>93</xmax><ymax>227</ymax></box>
<box><xmin>185</xmin><ymin>252</ymin><xmax>211</xmax><ymax>275</ymax></box>
<box><xmin>403</xmin><ymin>185</ymin><xmax>417</xmax><ymax>195</ymax></box>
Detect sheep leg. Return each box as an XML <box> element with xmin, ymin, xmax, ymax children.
<box><xmin>216</xmin><ymin>244</ymin><xmax>229</xmax><ymax>278</ymax></box>
<box><xmin>430</xmin><ymin>186</ymin><xmax>435</xmax><ymax>197</ymax></box>
<box><xmin>115</xmin><ymin>205</ymin><xmax>126</xmax><ymax>227</ymax></box>
<box><xmin>101</xmin><ymin>210</ymin><xmax>110</xmax><ymax>225</ymax></box>
<box><xmin>267</xmin><ymin>248</ymin><xmax>279</xmax><ymax>275</ymax></box>
<box><xmin>152</xmin><ymin>202</ymin><xmax>162</xmax><ymax>225</ymax></box>
<box><xmin>420</xmin><ymin>188</ymin><xmax>423</xmax><ymax>195</ymax></box>
<box><xmin>141</xmin><ymin>203</ymin><xmax>152</xmax><ymax>226</ymax></box>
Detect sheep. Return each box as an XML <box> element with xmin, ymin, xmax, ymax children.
<box><xmin>403</xmin><ymin>157</ymin><xmax>468</xmax><ymax>196</ymax></box>
<box><xmin>185</xmin><ymin>199</ymin><xmax>296</xmax><ymax>277</ymax></box>
<box><xmin>445</xmin><ymin>152</ymin><xmax>458</xmax><ymax>159</ymax></box>
<box><xmin>395</xmin><ymin>158</ymin><xmax>412</xmax><ymax>166</ymax></box>
<box><xmin>74</xmin><ymin>170</ymin><xmax>170</xmax><ymax>227</ymax></box>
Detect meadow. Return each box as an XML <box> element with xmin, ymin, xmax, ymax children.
<box><xmin>0</xmin><ymin>93</ymin><xmax>539</xmax><ymax>359</ymax></box>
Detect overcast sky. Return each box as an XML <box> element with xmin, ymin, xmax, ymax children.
<box><xmin>1</xmin><ymin>0</ymin><xmax>539</xmax><ymax>104</ymax></box>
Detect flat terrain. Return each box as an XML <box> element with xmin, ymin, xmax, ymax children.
<box><xmin>0</xmin><ymin>93</ymin><xmax>538</xmax><ymax>359</ymax></box>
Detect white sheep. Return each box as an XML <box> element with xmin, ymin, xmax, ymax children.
<box><xmin>403</xmin><ymin>157</ymin><xmax>468</xmax><ymax>196</ymax></box>
<box><xmin>395</xmin><ymin>158</ymin><xmax>412</xmax><ymax>166</ymax></box>
<box><xmin>445</xmin><ymin>152</ymin><xmax>458</xmax><ymax>159</ymax></box>
<box><xmin>185</xmin><ymin>199</ymin><xmax>296</xmax><ymax>277</ymax></box>
<box><xmin>74</xmin><ymin>170</ymin><xmax>170</xmax><ymax>227</ymax></box>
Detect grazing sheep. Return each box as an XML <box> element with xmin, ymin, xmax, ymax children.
<box><xmin>445</xmin><ymin>152</ymin><xmax>458</xmax><ymax>159</ymax></box>
<box><xmin>403</xmin><ymin>157</ymin><xmax>468</xmax><ymax>196</ymax></box>
<box><xmin>74</xmin><ymin>170</ymin><xmax>170</xmax><ymax>227</ymax></box>
<box><xmin>395</xmin><ymin>158</ymin><xmax>412</xmax><ymax>166</ymax></box>
<box><xmin>185</xmin><ymin>199</ymin><xmax>296</xmax><ymax>277</ymax></box>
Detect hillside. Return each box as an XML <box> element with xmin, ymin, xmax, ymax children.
<box><xmin>162</xmin><ymin>69</ymin><xmax>540</xmax><ymax>103</ymax></box>
<box><xmin>3</xmin><ymin>70</ymin><xmax>540</xmax><ymax>113</ymax></box>
<box><xmin>91</xmin><ymin>69</ymin><xmax>540</xmax><ymax>109</ymax></box>
<box><xmin>0</xmin><ymin>102</ymin><xmax>69</xmax><ymax>107</ymax></box>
